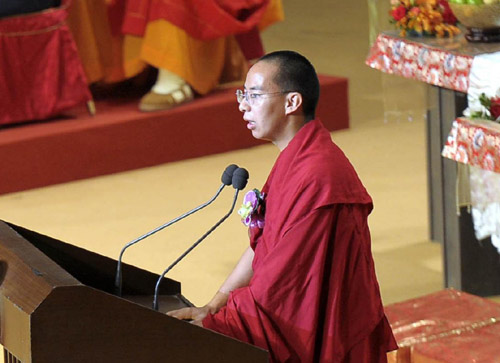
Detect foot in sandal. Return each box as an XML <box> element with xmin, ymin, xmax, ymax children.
<box><xmin>139</xmin><ymin>69</ymin><xmax>194</xmax><ymax>112</ymax></box>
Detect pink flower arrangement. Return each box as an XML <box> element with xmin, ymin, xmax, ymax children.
<box><xmin>238</xmin><ymin>189</ymin><xmax>266</xmax><ymax>229</ymax></box>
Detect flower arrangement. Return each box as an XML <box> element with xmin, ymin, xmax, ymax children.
<box><xmin>390</xmin><ymin>0</ymin><xmax>461</xmax><ymax>37</ymax></box>
<box><xmin>238</xmin><ymin>189</ymin><xmax>265</xmax><ymax>228</ymax></box>
<box><xmin>464</xmin><ymin>91</ymin><xmax>500</xmax><ymax>122</ymax></box>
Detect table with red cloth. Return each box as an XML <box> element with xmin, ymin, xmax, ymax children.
<box><xmin>385</xmin><ymin>289</ymin><xmax>500</xmax><ymax>363</ymax></box>
<box><xmin>441</xmin><ymin>117</ymin><xmax>500</xmax><ymax>256</ymax></box>
<box><xmin>442</xmin><ymin>117</ymin><xmax>500</xmax><ymax>173</ymax></box>
<box><xmin>0</xmin><ymin>2</ymin><xmax>91</xmax><ymax>126</ymax></box>
<box><xmin>366</xmin><ymin>31</ymin><xmax>500</xmax><ymax>93</ymax></box>
<box><xmin>365</xmin><ymin>31</ymin><xmax>500</xmax><ymax>297</ymax></box>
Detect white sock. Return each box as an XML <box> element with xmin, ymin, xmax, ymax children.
<box><xmin>151</xmin><ymin>69</ymin><xmax>193</xmax><ymax>102</ymax></box>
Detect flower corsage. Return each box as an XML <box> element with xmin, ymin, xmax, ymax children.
<box><xmin>238</xmin><ymin>188</ymin><xmax>266</xmax><ymax>229</ymax></box>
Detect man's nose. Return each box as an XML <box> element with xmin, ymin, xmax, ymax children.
<box><xmin>239</xmin><ymin>100</ymin><xmax>250</xmax><ymax>113</ymax></box>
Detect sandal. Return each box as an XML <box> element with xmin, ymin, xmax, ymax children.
<box><xmin>139</xmin><ymin>83</ymin><xmax>194</xmax><ymax>112</ymax></box>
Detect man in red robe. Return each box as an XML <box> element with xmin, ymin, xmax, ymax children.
<box><xmin>168</xmin><ymin>50</ymin><xmax>397</xmax><ymax>362</ymax></box>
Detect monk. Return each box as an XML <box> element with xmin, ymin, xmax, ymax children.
<box><xmin>167</xmin><ymin>50</ymin><xmax>398</xmax><ymax>362</ymax></box>
<box><xmin>121</xmin><ymin>0</ymin><xmax>283</xmax><ymax>111</ymax></box>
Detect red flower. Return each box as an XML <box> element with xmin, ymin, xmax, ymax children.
<box><xmin>391</xmin><ymin>5</ymin><xmax>407</xmax><ymax>21</ymax></box>
<box><xmin>490</xmin><ymin>97</ymin><xmax>500</xmax><ymax>120</ymax></box>
<box><xmin>439</xmin><ymin>0</ymin><xmax>457</xmax><ymax>24</ymax></box>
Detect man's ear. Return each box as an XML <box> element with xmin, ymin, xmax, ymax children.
<box><xmin>285</xmin><ymin>92</ymin><xmax>303</xmax><ymax>115</ymax></box>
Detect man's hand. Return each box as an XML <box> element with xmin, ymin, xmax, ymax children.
<box><xmin>166</xmin><ymin>306</ymin><xmax>211</xmax><ymax>326</ymax></box>
<box><xmin>166</xmin><ymin>247</ymin><xmax>254</xmax><ymax>326</ymax></box>
<box><xmin>166</xmin><ymin>290</ymin><xmax>229</xmax><ymax>326</ymax></box>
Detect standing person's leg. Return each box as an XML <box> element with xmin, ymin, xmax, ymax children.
<box><xmin>130</xmin><ymin>20</ymin><xmax>247</xmax><ymax>111</ymax></box>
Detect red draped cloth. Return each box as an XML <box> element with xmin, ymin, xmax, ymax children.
<box><xmin>122</xmin><ymin>0</ymin><xmax>270</xmax><ymax>40</ymax></box>
<box><xmin>203</xmin><ymin>120</ymin><xmax>397</xmax><ymax>362</ymax></box>
<box><xmin>0</xmin><ymin>3</ymin><xmax>91</xmax><ymax>125</ymax></box>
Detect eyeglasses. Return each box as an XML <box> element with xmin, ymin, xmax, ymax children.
<box><xmin>235</xmin><ymin>89</ymin><xmax>292</xmax><ymax>105</ymax></box>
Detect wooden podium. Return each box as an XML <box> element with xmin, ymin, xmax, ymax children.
<box><xmin>0</xmin><ymin>221</ymin><xmax>268</xmax><ymax>362</ymax></box>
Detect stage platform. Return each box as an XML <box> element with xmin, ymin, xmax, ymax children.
<box><xmin>0</xmin><ymin>75</ymin><xmax>348</xmax><ymax>195</ymax></box>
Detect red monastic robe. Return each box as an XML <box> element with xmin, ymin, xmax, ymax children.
<box><xmin>203</xmin><ymin>119</ymin><xmax>397</xmax><ymax>362</ymax></box>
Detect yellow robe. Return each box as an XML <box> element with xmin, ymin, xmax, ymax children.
<box><xmin>66</xmin><ymin>0</ymin><xmax>126</xmax><ymax>84</ymax></box>
<box><xmin>67</xmin><ymin>0</ymin><xmax>283</xmax><ymax>94</ymax></box>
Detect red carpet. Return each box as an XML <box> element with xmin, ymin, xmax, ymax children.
<box><xmin>0</xmin><ymin>75</ymin><xmax>348</xmax><ymax>195</ymax></box>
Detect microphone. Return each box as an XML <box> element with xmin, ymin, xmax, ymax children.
<box><xmin>231</xmin><ymin>167</ymin><xmax>249</xmax><ymax>190</ymax></box>
<box><xmin>152</xmin><ymin>167</ymin><xmax>249</xmax><ymax>311</ymax></box>
<box><xmin>114</xmin><ymin>164</ymin><xmax>239</xmax><ymax>296</ymax></box>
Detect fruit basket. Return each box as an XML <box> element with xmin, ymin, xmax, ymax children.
<box><xmin>448</xmin><ymin>0</ymin><xmax>500</xmax><ymax>42</ymax></box>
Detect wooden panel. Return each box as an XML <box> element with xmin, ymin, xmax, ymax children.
<box><xmin>31</xmin><ymin>286</ymin><xmax>268</xmax><ymax>363</ymax></box>
<box><xmin>0</xmin><ymin>222</ymin><xmax>75</xmax><ymax>315</ymax></box>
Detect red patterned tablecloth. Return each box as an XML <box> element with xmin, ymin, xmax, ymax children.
<box><xmin>442</xmin><ymin>117</ymin><xmax>500</xmax><ymax>173</ymax></box>
<box><xmin>386</xmin><ymin>289</ymin><xmax>500</xmax><ymax>363</ymax></box>
<box><xmin>366</xmin><ymin>32</ymin><xmax>473</xmax><ymax>92</ymax></box>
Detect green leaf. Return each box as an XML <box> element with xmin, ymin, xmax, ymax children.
<box><xmin>479</xmin><ymin>93</ymin><xmax>491</xmax><ymax>108</ymax></box>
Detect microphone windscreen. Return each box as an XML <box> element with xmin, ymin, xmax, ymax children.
<box><xmin>221</xmin><ymin>164</ymin><xmax>239</xmax><ymax>186</ymax></box>
<box><xmin>232</xmin><ymin>168</ymin><xmax>249</xmax><ymax>190</ymax></box>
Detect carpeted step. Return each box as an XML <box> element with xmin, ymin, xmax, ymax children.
<box><xmin>0</xmin><ymin>75</ymin><xmax>348</xmax><ymax>195</ymax></box>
